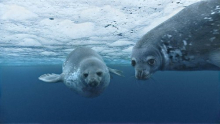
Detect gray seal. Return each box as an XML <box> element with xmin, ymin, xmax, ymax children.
<box><xmin>39</xmin><ymin>47</ymin><xmax>122</xmax><ymax>98</ymax></box>
<box><xmin>131</xmin><ymin>0</ymin><xmax>220</xmax><ymax>80</ymax></box>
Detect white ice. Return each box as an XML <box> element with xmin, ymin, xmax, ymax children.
<box><xmin>0</xmin><ymin>0</ymin><xmax>200</xmax><ymax>66</ymax></box>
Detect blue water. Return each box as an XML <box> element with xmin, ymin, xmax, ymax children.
<box><xmin>0</xmin><ymin>65</ymin><xmax>219</xmax><ymax>123</ymax></box>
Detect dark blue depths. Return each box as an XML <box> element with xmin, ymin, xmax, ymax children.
<box><xmin>0</xmin><ymin>65</ymin><xmax>219</xmax><ymax>123</ymax></box>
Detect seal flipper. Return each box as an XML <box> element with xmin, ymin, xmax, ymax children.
<box><xmin>108</xmin><ymin>67</ymin><xmax>123</xmax><ymax>77</ymax></box>
<box><xmin>39</xmin><ymin>73</ymin><xmax>63</xmax><ymax>83</ymax></box>
<box><xmin>209</xmin><ymin>50</ymin><xmax>220</xmax><ymax>68</ymax></box>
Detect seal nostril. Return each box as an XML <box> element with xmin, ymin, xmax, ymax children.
<box><xmin>136</xmin><ymin>71</ymin><xmax>142</xmax><ymax>79</ymax></box>
<box><xmin>136</xmin><ymin>70</ymin><xmax>149</xmax><ymax>80</ymax></box>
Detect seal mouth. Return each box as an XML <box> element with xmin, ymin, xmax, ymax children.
<box><xmin>88</xmin><ymin>81</ymin><xmax>99</xmax><ymax>87</ymax></box>
<box><xmin>135</xmin><ymin>70</ymin><xmax>152</xmax><ymax>80</ymax></box>
<box><xmin>136</xmin><ymin>75</ymin><xmax>151</xmax><ymax>80</ymax></box>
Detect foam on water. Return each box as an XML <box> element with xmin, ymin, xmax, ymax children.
<box><xmin>0</xmin><ymin>0</ymin><xmax>200</xmax><ymax>66</ymax></box>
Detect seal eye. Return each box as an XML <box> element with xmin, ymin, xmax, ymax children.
<box><xmin>131</xmin><ymin>60</ymin><xmax>136</xmax><ymax>67</ymax></box>
<box><xmin>96</xmin><ymin>72</ymin><xmax>102</xmax><ymax>76</ymax></box>
<box><xmin>148</xmin><ymin>59</ymin><xmax>156</xmax><ymax>66</ymax></box>
<box><xmin>83</xmin><ymin>73</ymin><xmax>88</xmax><ymax>78</ymax></box>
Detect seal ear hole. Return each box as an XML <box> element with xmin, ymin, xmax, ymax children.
<box><xmin>96</xmin><ymin>72</ymin><xmax>102</xmax><ymax>76</ymax></box>
<box><xmin>148</xmin><ymin>59</ymin><xmax>156</xmax><ymax>66</ymax></box>
<box><xmin>131</xmin><ymin>60</ymin><xmax>136</xmax><ymax>67</ymax></box>
<box><xmin>83</xmin><ymin>73</ymin><xmax>88</xmax><ymax>78</ymax></box>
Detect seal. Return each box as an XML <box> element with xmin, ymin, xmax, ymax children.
<box><xmin>131</xmin><ymin>0</ymin><xmax>220</xmax><ymax>80</ymax></box>
<box><xmin>39</xmin><ymin>47</ymin><xmax>122</xmax><ymax>98</ymax></box>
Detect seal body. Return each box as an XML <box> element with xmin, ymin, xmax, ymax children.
<box><xmin>39</xmin><ymin>47</ymin><xmax>122</xmax><ymax>98</ymax></box>
<box><xmin>131</xmin><ymin>0</ymin><xmax>220</xmax><ymax>80</ymax></box>
<box><xmin>62</xmin><ymin>47</ymin><xmax>110</xmax><ymax>97</ymax></box>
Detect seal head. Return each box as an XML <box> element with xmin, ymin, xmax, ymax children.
<box><xmin>131</xmin><ymin>44</ymin><xmax>163</xmax><ymax>80</ymax></box>
<box><xmin>76</xmin><ymin>57</ymin><xmax>110</xmax><ymax>97</ymax></box>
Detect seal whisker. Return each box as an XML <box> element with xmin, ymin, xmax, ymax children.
<box><xmin>149</xmin><ymin>76</ymin><xmax>158</xmax><ymax>84</ymax></box>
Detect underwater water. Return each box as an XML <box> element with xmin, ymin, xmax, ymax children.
<box><xmin>1</xmin><ymin>0</ymin><xmax>220</xmax><ymax>123</ymax></box>
<box><xmin>0</xmin><ymin>65</ymin><xmax>219</xmax><ymax>123</ymax></box>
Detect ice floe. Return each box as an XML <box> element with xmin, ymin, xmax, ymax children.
<box><xmin>0</xmin><ymin>0</ymin><xmax>200</xmax><ymax>65</ymax></box>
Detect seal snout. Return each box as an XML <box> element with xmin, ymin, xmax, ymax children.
<box><xmin>135</xmin><ymin>69</ymin><xmax>151</xmax><ymax>80</ymax></box>
<box><xmin>88</xmin><ymin>77</ymin><xmax>100</xmax><ymax>87</ymax></box>
<box><xmin>88</xmin><ymin>80</ymin><xmax>99</xmax><ymax>87</ymax></box>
